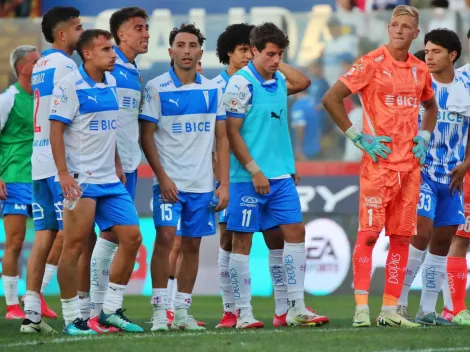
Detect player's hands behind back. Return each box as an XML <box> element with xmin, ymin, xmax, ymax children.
<box><xmin>253</xmin><ymin>171</ymin><xmax>270</xmax><ymax>195</ymax></box>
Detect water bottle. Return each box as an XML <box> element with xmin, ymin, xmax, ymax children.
<box><xmin>63</xmin><ymin>176</ymin><xmax>88</xmax><ymax>211</ymax></box>
<box><xmin>208</xmin><ymin>195</ymin><xmax>219</xmax><ymax>210</ymax></box>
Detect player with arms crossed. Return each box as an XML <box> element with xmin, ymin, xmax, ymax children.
<box><xmin>397</xmin><ymin>29</ymin><xmax>469</xmax><ymax>326</ymax></box>
<box><xmin>322</xmin><ymin>5</ymin><xmax>438</xmax><ymax>327</ymax></box>
<box><xmin>213</xmin><ymin>23</ymin><xmax>291</xmax><ymax>329</ymax></box>
<box><xmin>140</xmin><ymin>23</ymin><xmax>229</xmax><ymax>331</ymax></box>
<box><xmin>439</xmin><ymin>29</ymin><xmax>470</xmax><ymax>325</ymax></box>
<box><xmin>0</xmin><ymin>46</ymin><xmax>39</xmax><ymax>320</ymax></box>
<box><xmin>88</xmin><ymin>7</ymin><xmax>149</xmax><ymax>333</ymax></box>
<box><xmin>225</xmin><ymin>22</ymin><xmax>328</xmax><ymax>328</ymax></box>
<box><xmin>21</xmin><ymin>6</ymin><xmax>84</xmax><ymax>334</ymax></box>
<box><xmin>50</xmin><ymin>29</ymin><xmax>143</xmax><ymax>335</ymax></box>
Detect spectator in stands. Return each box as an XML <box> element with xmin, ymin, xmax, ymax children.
<box><xmin>0</xmin><ymin>0</ymin><xmax>25</xmax><ymax>17</ymax></box>
<box><xmin>322</xmin><ymin>16</ymin><xmax>358</xmax><ymax>86</ymax></box>
<box><xmin>343</xmin><ymin>95</ymin><xmax>363</xmax><ymax>161</ymax></box>
<box><xmin>428</xmin><ymin>0</ymin><xmax>457</xmax><ymax>31</ymax></box>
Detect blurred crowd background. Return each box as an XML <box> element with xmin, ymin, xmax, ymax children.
<box><xmin>1</xmin><ymin>0</ymin><xmax>469</xmax><ymax>163</ymax></box>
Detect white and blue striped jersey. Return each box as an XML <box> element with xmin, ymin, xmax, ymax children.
<box><xmin>49</xmin><ymin>65</ymin><xmax>120</xmax><ymax>185</ymax></box>
<box><xmin>31</xmin><ymin>49</ymin><xmax>77</xmax><ymax>180</ymax></box>
<box><xmin>109</xmin><ymin>46</ymin><xmax>142</xmax><ymax>173</ymax></box>
<box><xmin>419</xmin><ymin>71</ymin><xmax>470</xmax><ymax>184</ymax></box>
<box><xmin>139</xmin><ymin>68</ymin><xmax>226</xmax><ymax>192</ymax></box>
<box><xmin>212</xmin><ymin>70</ymin><xmax>231</xmax><ymax>92</ymax></box>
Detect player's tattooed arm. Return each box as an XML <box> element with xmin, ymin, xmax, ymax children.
<box><xmin>50</xmin><ymin>121</ymin><xmax>80</xmax><ymax>199</ymax></box>
<box><xmin>215</xmin><ymin>120</ymin><xmax>229</xmax><ymax>211</ymax></box>
<box><xmin>140</xmin><ymin>120</ymin><xmax>178</xmax><ymax>203</ymax></box>
<box><xmin>227</xmin><ymin>117</ymin><xmax>270</xmax><ymax>195</ymax></box>
<box><xmin>278</xmin><ymin>62</ymin><xmax>311</xmax><ymax>95</ymax></box>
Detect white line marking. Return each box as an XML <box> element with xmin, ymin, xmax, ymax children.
<box><xmin>379</xmin><ymin>347</ymin><xmax>470</xmax><ymax>352</ymax></box>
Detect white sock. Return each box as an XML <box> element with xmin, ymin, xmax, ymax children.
<box><xmin>151</xmin><ymin>288</ymin><xmax>167</xmax><ymax>310</ymax></box>
<box><xmin>442</xmin><ymin>273</ymin><xmax>454</xmax><ymax>312</ymax></box>
<box><xmin>78</xmin><ymin>291</ymin><xmax>91</xmax><ymax>320</ymax></box>
<box><xmin>284</xmin><ymin>242</ymin><xmax>306</xmax><ymax>310</ymax></box>
<box><xmin>3</xmin><ymin>275</ymin><xmax>19</xmax><ymax>306</ymax></box>
<box><xmin>174</xmin><ymin>291</ymin><xmax>192</xmax><ymax>310</ymax></box>
<box><xmin>41</xmin><ymin>264</ymin><xmax>57</xmax><ymax>293</ymax></box>
<box><xmin>90</xmin><ymin>238</ymin><xmax>117</xmax><ymax>318</ymax></box>
<box><xmin>61</xmin><ymin>296</ymin><xmax>80</xmax><ymax>325</ymax></box>
<box><xmin>398</xmin><ymin>245</ymin><xmax>425</xmax><ymax>307</ymax></box>
<box><xmin>102</xmin><ymin>283</ymin><xmax>126</xmax><ymax>314</ymax></box>
<box><xmin>269</xmin><ymin>249</ymin><xmax>288</xmax><ymax>316</ymax></box>
<box><xmin>218</xmin><ymin>248</ymin><xmax>235</xmax><ymax>313</ymax></box>
<box><xmin>229</xmin><ymin>253</ymin><xmax>252</xmax><ymax>311</ymax></box>
<box><xmin>24</xmin><ymin>290</ymin><xmax>41</xmax><ymax>323</ymax></box>
<box><xmin>167</xmin><ymin>277</ymin><xmax>175</xmax><ymax>309</ymax></box>
<box><xmin>420</xmin><ymin>253</ymin><xmax>447</xmax><ymax>315</ymax></box>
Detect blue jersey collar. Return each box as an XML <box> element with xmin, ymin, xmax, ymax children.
<box><xmin>221</xmin><ymin>70</ymin><xmax>231</xmax><ymax>84</ymax></box>
<box><xmin>79</xmin><ymin>64</ymin><xmax>108</xmax><ymax>87</ymax></box>
<box><xmin>247</xmin><ymin>61</ymin><xmax>278</xmax><ymax>84</ymax></box>
<box><xmin>41</xmin><ymin>48</ymin><xmax>69</xmax><ymax>58</ymax></box>
<box><xmin>169</xmin><ymin>67</ymin><xmax>202</xmax><ymax>87</ymax></box>
<box><xmin>114</xmin><ymin>45</ymin><xmax>137</xmax><ymax>68</ymax></box>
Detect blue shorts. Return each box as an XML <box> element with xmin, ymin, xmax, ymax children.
<box><xmin>32</xmin><ymin>177</ymin><xmax>63</xmax><ymax>231</ymax></box>
<box><xmin>125</xmin><ymin>170</ymin><xmax>138</xmax><ymax>201</ymax></box>
<box><xmin>219</xmin><ymin>209</ymin><xmax>228</xmax><ymax>224</ymax></box>
<box><xmin>58</xmin><ymin>182</ymin><xmax>139</xmax><ymax>232</ymax></box>
<box><xmin>418</xmin><ymin>174</ymin><xmax>465</xmax><ymax>227</ymax></box>
<box><xmin>152</xmin><ymin>185</ymin><xmax>216</xmax><ymax>238</ymax></box>
<box><xmin>227</xmin><ymin>178</ymin><xmax>302</xmax><ymax>233</ymax></box>
<box><xmin>1</xmin><ymin>183</ymin><xmax>32</xmax><ymax>217</ymax></box>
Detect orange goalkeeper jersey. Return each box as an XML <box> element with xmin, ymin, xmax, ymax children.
<box><xmin>339</xmin><ymin>45</ymin><xmax>434</xmax><ymax>172</ymax></box>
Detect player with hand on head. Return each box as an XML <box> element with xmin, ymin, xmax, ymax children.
<box><xmin>50</xmin><ymin>29</ymin><xmax>143</xmax><ymax>335</ymax></box>
<box><xmin>213</xmin><ymin>23</ymin><xmax>291</xmax><ymax>329</ymax></box>
<box><xmin>322</xmin><ymin>5</ymin><xmax>438</xmax><ymax>328</ymax></box>
<box><xmin>397</xmin><ymin>28</ymin><xmax>468</xmax><ymax>326</ymax></box>
<box><xmin>21</xmin><ymin>6</ymin><xmax>84</xmax><ymax>334</ymax></box>
<box><xmin>0</xmin><ymin>45</ymin><xmax>39</xmax><ymax>320</ymax></box>
<box><xmin>140</xmin><ymin>23</ymin><xmax>229</xmax><ymax>332</ymax></box>
<box><xmin>439</xmin><ymin>29</ymin><xmax>470</xmax><ymax>326</ymax></box>
<box><xmin>224</xmin><ymin>22</ymin><xmax>328</xmax><ymax>328</ymax></box>
<box><xmin>88</xmin><ymin>6</ymin><xmax>149</xmax><ymax>334</ymax></box>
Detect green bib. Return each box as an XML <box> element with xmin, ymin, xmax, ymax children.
<box><xmin>0</xmin><ymin>83</ymin><xmax>33</xmax><ymax>183</ymax></box>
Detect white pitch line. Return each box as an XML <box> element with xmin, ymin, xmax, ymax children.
<box><xmin>0</xmin><ymin>327</ymin><xmax>364</xmax><ymax>349</ymax></box>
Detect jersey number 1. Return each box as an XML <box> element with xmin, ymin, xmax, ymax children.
<box><xmin>34</xmin><ymin>89</ymin><xmax>41</xmax><ymax>133</ymax></box>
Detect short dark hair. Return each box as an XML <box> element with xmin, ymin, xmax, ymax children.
<box><xmin>424</xmin><ymin>28</ymin><xmax>462</xmax><ymax>63</ymax></box>
<box><xmin>169</xmin><ymin>23</ymin><xmax>205</xmax><ymax>47</ymax></box>
<box><xmin>216</xmin><ymin>23</ymin><xmax>254</xmax><ymax>65</ymax></box>
<box><xmin>109</xmin><ymin>7</ymin><xmax>148</xmax><ymax>45</ymax></box>
<box><xmin>250</xmin><ymin>22</ymin><xmax>289</xmax><ymax>53</ymax></box>
<box><xmin>76</xmin><ymin>29</ymin><xmax>113</xmax><ymax>62</ymax></box>
<box><xmin>414</xmin><ymin>49</ymin><xmax>426</xmax><ymax>63</ymax></box>
<box><xmin>467</xmin><ymin>28</ymin><xmax>470</xmax><ymax>39</ymax></box>
<box><xmin>42</xmin><ymin>6</ymin><xmax>80</xmax><ymax>44</ymax></box>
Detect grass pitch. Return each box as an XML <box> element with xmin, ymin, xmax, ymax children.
<box><xmin>1</xmin><ymin>294</ymin><xmax>470</xmax><ymax>352</ymax></box>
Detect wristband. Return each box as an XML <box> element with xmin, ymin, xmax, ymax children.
<box><xmin>245</xmin><ymin>160</ymin><xmax>261</xmax><ymax>175</ymax></box>
<box><xmin>345</xmin><ymin>124</ymin><xmax>362</xmax><ymax>142</ymax></box>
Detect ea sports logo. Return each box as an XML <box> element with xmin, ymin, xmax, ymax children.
<box><xmin>304</xmin><ymin>219</ymin><xmax>350</xmax><ymax>295</ymax></box>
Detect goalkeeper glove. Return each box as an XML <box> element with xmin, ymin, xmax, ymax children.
<box><xmin>345</xmin><ymin>125</ymin><xmax>392</xmax><ymax>163</ymax></box>
<box><xmin>412</xmin><ymin>130</ymin><xmax>431</xmax><ymax>165</ymax></box>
